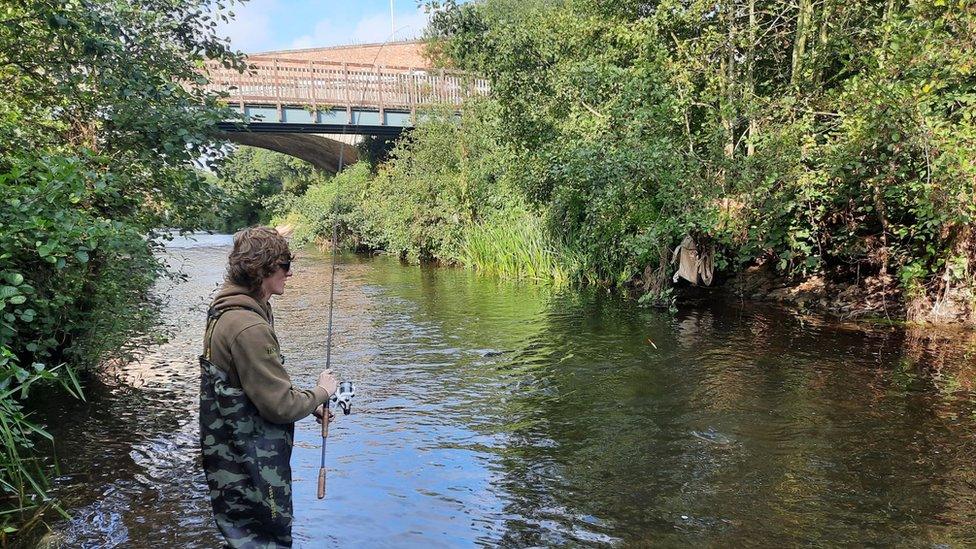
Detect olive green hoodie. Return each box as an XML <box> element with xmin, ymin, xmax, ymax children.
<box><xmin>205</xmin><ymin>282</ymin><xmax>329</xmax><ymax>424</ymax></box>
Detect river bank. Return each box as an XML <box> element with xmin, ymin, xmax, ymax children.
<box><xmin>718</xmin><ymin>262</ymin><xmax>975</xmax><ymax>327</ymax></box>
<box><xmin>301</xmin><ymin>230</ymin><xmax>976</xmax><ymax>329</ymax></box>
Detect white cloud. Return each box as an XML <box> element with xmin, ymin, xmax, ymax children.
<box><xmin>289</xmin><ymin>7</ymin><xmax>429</xmax><ymax>49</ymax></box>
<box><xmin>289</xmin><ymin>19</ymin><xmax>340</xmax><ymax>50</ymax></box>
<box><xmin>215</xmin><ymin>0</ymin><xmax>280</xmax><ymax>53</ymax></box>
<box><xmin>351</xmin><ymin>7</ymin><xmax>429</xmax><ymax>43</ymax></box>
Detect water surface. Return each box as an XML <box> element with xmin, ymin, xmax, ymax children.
<box><xmin>33</xmin><ymin>234</ymin><xmax>976</xmax><ymax>547</ymax></box>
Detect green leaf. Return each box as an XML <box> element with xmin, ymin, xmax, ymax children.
<box><xmin>3</xmin><ymin>273</ymin><xmax>24</xmax><ymax>286</ymax></box>
<box><xmin>62</xmin><ymin>364</ymin><xmax>86</xmax><ymax>402</ymax></box>
<box><xmin>75</xmin><ymin>250</ymin><xmax>89</xmax><ymax>263</ymax></box>
<box><xmin>9</xmin><ymin>295</ymin><xmax>26</xmax><ymax>305</ymax></box>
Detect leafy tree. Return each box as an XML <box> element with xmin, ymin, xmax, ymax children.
<box><xmin>212</xmin><ymin>146</ymin><xmax>323</xmax><ymax>231</ymax></box>
<box><xmin>425</xmin><ymin>0</ymin><xmax>976</xmax><ymax>317</ymax></box>
<box><xmin>0</xmin><ymin>0</ymin><xmax>243</xmax><ymax>535</ymax></box>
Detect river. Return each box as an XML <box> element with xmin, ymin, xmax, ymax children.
<box><xmin>31</xmin><ymin>233</ymin><xmax>976</xmax><ymax>547</ymax></box>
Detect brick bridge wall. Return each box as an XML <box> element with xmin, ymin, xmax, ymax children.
<box><xmin>247</xmin><ymin>40</ymin><xmax>431</xmax><ymax>69</ymax></box>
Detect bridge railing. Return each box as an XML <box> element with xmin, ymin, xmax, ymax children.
<box><xmin>204</xmin><ymin>57</ymin><xmax>490</xmax><ymax>115</ymax></box>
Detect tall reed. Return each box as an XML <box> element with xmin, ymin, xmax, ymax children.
<box><xmin>462</xmin><ymin>215</ymin><xmax>570</xmax><ymax>285</ymax></box>
<box><xmin>0</xmin><ymin>361</ymin><xmax>82</xmax><ymax>538</ymax></box>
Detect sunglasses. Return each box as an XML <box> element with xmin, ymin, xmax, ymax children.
<box><xmin>278</xmin><ymin>257</ymin><xmax>294</xmax><ymax>273</ymax></box>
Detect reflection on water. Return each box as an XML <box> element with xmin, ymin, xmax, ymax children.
<box><xmin>29</xmin><ymin>239</ymin><xmax>976</xmax><ymax>547</ymax></box>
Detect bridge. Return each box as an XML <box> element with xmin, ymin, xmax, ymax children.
<box><xmin>204</xmin><ymin>42</ymin><xmax>489</xmax><ymax>172</ymax></box>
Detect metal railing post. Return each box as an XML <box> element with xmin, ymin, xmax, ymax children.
<box><xmin>238</xmin><ymin>68</ymin><xmax>245</xmax><ymax>114</ymax></box>
<box><xmin>408</xmin><ymin>67</ymin><xmax>416</xmax><ymax>125</ymax></box>
<box><xmin>439</xmin><ymin>68</ymin><xmax>445</xmax><ymax>104</ymax></box>
<box><xmin>343</xmin><ymin>62</ymin><xmax>352</xmax><ymax>125</ymax></box>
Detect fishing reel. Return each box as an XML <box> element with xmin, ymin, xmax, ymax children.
<box><xmin>331</xmin><ymin>381</ymin><xmax>356</xmax><ymax>415</ymax></box>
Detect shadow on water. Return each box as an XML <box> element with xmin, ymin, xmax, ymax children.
<box><xmin>19</xmin><ymin>235</ymin><xmax>976</xmax><ymax>547</ymax></box>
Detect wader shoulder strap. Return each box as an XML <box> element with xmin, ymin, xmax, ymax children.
<box><xmin>203</xmin><ymin>306</ymin><xmax>249</xmax><ymax>361</ymax></box>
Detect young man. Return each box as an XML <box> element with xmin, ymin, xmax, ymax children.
<box><xmin>200</xmin><ymin>226</ymin><xmax>337</xmax><ymax>548</ymax></box>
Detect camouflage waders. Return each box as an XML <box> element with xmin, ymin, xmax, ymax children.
<box><xmin>200</xmin><ymin>307</ymin><xmax>295</xmax><ymax>548</ymax></box>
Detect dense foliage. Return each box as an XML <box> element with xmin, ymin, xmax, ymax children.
<box><xmin>204</xmin><ymin>146</ymin><xmax>324</xmax><ymax>232</ymax></box>
<box><xmin>419</xmin><ymin>0</ymin><xmax>976</xmax><ymax>320</ymax></box>
<box><xmin>0</xmin><ymin>0</ymin><xmax>240</xmax><ymax>535</ymax></box>
<box><xmin>276</xmin><ymin>105</ymin><xmax>565</xmax><ymax>281</ymax></box>
<box><xmin>267</xmin><ymin>0</ymin><xmax>975</xmax><ymax>323</ymax></box>
<box><xmin>277</xmin><ymin>104</ymin><xmax>635</xmax><ymax>286</ymax></box>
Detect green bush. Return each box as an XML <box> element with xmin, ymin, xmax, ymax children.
<box><xmin>209</xmin><ymin>147</ymin><xmax>327</xmax><ymax>232</ymax></box>
<box><xmin>280</xmin><ymin>0</ymin><xmax>975</xmax><ymax>319</ymax></box>
<box><xmin>0</xmin><ymin>0</ymin><xmax>243</xmax><ymax>535</ymax></box>
<box><xmin>280</xmin><ymin>105</ymin><xmax>558</xmax><ymax>276</ymax></box>
<box><xmin>276</xmin><ymin>162</ymin><xmax>375</xmax><ymax>250</ymax></box>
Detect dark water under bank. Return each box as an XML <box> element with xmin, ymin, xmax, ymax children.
<box><xmin>26</xmin><ymin>234</ymin><xmax>976</xmax><ymax>547</ymax></box>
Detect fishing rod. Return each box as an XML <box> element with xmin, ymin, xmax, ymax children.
<box><xmin>317</xmin><ymin>197</ymin><xmax>356</xmax><ymax>498</ymax></box>
<box><xmin>317</xmin><ymin>27</ymin><xmax>412</xmax><ymax>499</ymax></box>
<box><xmin>317</xmin><ymin>113</ymin><xmax>350</xmax><ymax>500</ymax></box>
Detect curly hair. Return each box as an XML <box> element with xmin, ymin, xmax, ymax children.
<box><xmin>226</xmin><ymin>226</ymin><xmax>292</xmax><ymax>295</ymax></box>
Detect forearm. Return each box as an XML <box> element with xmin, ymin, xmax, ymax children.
<box><xmin>232</xmin><ymin>326</ymin><xmax>332</xmax><ymax>424</ymax></box>
<box><xmin>244</xmin><ymin>370</ymin><xmax>331</xmax><ymax>424</ymax></box>
<box><xmin>275</xmin><ymin>386</ymin><xmax>331</xmax><ymax>423</ymax></box>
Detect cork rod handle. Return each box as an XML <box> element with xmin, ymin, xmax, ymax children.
<box><xmin>317</xmin><ymin>467</ymin><xmax>327</xmax><ymax>499</ymax></box>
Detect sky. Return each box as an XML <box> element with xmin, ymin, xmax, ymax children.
<box><xmin>216</xmin><ymin>0</ymin><xmax>434</xmax><ymax>54</ymax></box>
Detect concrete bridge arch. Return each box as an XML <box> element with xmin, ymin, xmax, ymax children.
<box><xmin>220</xmin><ymin>131</ymin><xmax>360</xmax><ymax>174</ymax></box>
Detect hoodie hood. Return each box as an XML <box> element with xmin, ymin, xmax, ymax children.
<box><xmin>211</xmin><ymin>282</ymin><xmax>273</xmax><ymax>324</ymax></box>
